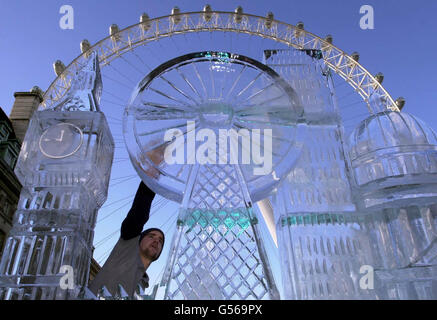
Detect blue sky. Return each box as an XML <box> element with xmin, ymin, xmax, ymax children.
<box><xmin>1</xmin><ymin>0</ymin><xmax>437</xmax><ymax>297</ymax></box>
<box><xmin>1</xmin><ymin>0</ymin><xmax>437</xmax><ymax>123</ymax></box>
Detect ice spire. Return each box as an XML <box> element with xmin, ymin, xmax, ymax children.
<box><xmin>53</xmin><ymin>51</ymin><xmax>103</xmax><ymax>112</ymax></box>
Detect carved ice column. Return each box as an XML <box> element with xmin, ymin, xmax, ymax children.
<box><xmin>161</xmin><ymin>164</ymin><xmax>279</xmax><ymax>300</ymax></box>
<box><xmin>0</xmin><ymin>52</ymin><xmax>114</xmax><ymax>300</ymax></box>
<box><xmin>123</xmin><ymin>51</ymin><xmax>304</xmax><ymax>300</ymax></box>
<box><xmin>266</xmin><ymin>49</ymin><xmax>378</xmax><ymax>300</ymax></box>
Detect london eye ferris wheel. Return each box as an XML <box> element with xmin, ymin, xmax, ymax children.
<box><xmin>16</xmin><ymin>5</ymin><xmax>428</xmax><ymax>300</ymax></box>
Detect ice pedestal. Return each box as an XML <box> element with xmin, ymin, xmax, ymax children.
<box><xmin>160</xmin><ymin>165</ymin><xmax>279</xmax><ymax>300</ymax></box>
<box><xmin>273</xmin><ymin>184</ymin><xmax>437</xmax><ymax>300</ymax></box>
<box><xmin>269</xmin><ymin>122</ymin><xmax>362</xmax><ymax>299</ymax></box>
<box><xmin>277</xmin><ymin>212</ymin><xmax>381</xmax><ymax>299</ymax></box>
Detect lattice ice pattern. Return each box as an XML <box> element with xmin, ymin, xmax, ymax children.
<box><xmin>188</xmin><ymin>164</ymin><xmax>246</xmax><ymax>210</ymax></box>
<box><xmin>166</xmin><ymin>208</ymin><xmax>270</xmax><ymax>300</ymax></box>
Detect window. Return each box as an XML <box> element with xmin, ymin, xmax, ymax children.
<box><xmin>0</xmin><ymin>191</ymin><xmax>6</xmax><ymax>209</ymax></box>
<box><xmin>0</xmin><ymin>230</ymin><xmax>6</xmax><ymax>258</ymax></box>
<box><xmin>3</xmin><ymin>201</ymin><xmax>10</xmax><ymax>220</ymax></box>
<box><xmin>8</xmin><ymin>204</ymin><xmax>16</xmax><ymax>221</ymax></box>
<box><xmin>0</xmin><ymin>124</ymin><xmax>9</xmax><ymax>142</ymax></box>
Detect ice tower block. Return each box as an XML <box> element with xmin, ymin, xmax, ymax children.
<box><xmin>347</xmin><ymin>111</ymin><xmax>437</xmax><ymax>299</ymax></box>
<box><xmin>266</xmin><ymin>49</ymin><xmax>381</xmax><ymax>299</ymax></box>
<box><xmin>0</xmin><ymin>52</ymin><xmax>114</xmax><ymax>300</ymax></box>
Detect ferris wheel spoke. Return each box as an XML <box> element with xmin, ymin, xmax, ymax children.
<box><xmin>101</xmin><ymin>99</ymin><xmax>126</xmax><ymax>108</ymax></box>
<box><xmin>129</xmin><ymin>50</ymin><xmax>153</xmax><ymax>72</ymax></box>
<box><xmin>228</xmin><ymin>123</ymin><xmax>284</xmax><ymax>159</ymax></box>
<box><xmin>102</xmin><ymin>74</ymin><xmax>133</xmax><ymax>90</ymax></box>
<box><xmin>237</xmin><ymin>82</ymin><xmax>276</xmax><ymax>105</ymax></box>
<box><xmin>135</xmin><ymin>110</ymin><xmax>197</xmax><ymax>121</ymax></box>
<box><xmin>235</xmin><ymin>116</ymin><xmax>296</xmax><ymax>128</ymax></box>
<box><xmin>148</xmin><ymin>87</ymin><xmax>192</xmax><ymax>107</ymax></box>
<box><xmin>192</xmin><ymin>63</ymin><xmax>208</xmax><ymax>99</ymax></box>
<box><xmin>233</xmin><ymin>119</ymin><xmax>296</xmax><ymax>145</ymax></box>
<box><xmin>225</xmin><ymin>65</ymin><xmax>247</xmax><ymax>100</ymax></box>
<box><xmin>236</xmin><ymin>109</ymin><xmax>294</xmax><ymax>124</ymax></box>
<box><xmin>339</xmin><ymin>100</ymin><xmax>365</xmax><ymax>109</ymax></box>
<box><xmin>209</xmin><ymin>60</ymin><xmax>216</xmax><ymax>97</ymax></box>
<box><xmin>233</xmin><ymin>72</ymin><xmax>263</xmax><ymax>101</ymax></box>
<box><xmin>337</xmin><ymin>90</ymin><xmax>357</xmax><ymax>101</ymax></box>
<box><xmin>237</xmin><ymin>94</ymin><xmax>288</xmax><ymax>110</ymax></box>
<box><xmin>141</xmin><ymin>101</ymin><xmax>196</xmax><ymax>114</ymax></box>
<box><xmin>103</xmin><ymin>89</ymin><xmax>128</xmax><ymax>102</ymax></box>
<box><xmin>119</xmin><ymin>54</ymin><xmax>146</xmax><ymax>76</ymax></box>
<box><xmin>107</xmin><ymin>63</ymin><xmax>137</xmax><ymax>86</ymax></box>
<box><xmin>159</xmin><ymin>75</ymin><xmax>200</xmax><ymax>105</ymax></box>
<box><xmin>342</xmin><ymin>112</ymin><xmax>369</xmax><ymax>122</ymax></box>
<box><xmin>137</xmin><ymin>121</ymin><xmax>190</xmax><ymax>137</ymax></box>
<box><xmin>113</xmin><ymin>159</ymin><xmax>129</xmax><ymax>164</ymax></box>
<box><xmin>176</xmin><ymin>67</ymin><xmax>203</xmax><ymax>102</ymax></box>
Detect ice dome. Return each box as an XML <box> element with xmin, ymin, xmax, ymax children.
<box><xmin>348</xmin><ymin>110</ymin><xmax>437</xmax><ymax>161</ymax></box>
<box><xmin>346</xmin><ymin>110</ymin><xmax>437</xmax><ymax>209</ymax></box>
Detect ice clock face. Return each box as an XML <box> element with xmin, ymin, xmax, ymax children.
<box><xmin>39</xmin><ymin>123</ymin><xmax>84</xmax><ymax>159</ymax></box>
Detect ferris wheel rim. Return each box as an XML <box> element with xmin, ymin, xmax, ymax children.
<box><xmin>40</xmin><ymin>9</ymin><xmax>399</xmax><ymax>113</ymax></box>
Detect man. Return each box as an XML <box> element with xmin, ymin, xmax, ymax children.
<box><xmin>89</xmin><ymin>180</ymin><xmax>164</xmax><ymax>297</ymax></box>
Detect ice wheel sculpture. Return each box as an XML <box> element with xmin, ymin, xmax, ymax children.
<box><xmin>124</xmin><ymin>51</ymin><xmax>305</xmax><ymax>299</ymax></box>
<box><xmin>124</xmin><ymin>51</ymin><xmax>304</xmax><ymax>202</ymax></box>
<box><xmin>5</xmin><ymin>6</ymin><xmax>428</xmax><ymax>301</ymax></box>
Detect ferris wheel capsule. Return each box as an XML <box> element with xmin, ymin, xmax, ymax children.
<box><xmin>396</xmin><ymin>97</ymin><xmax>406</xmax><ymax>110</ymax></box>
<box><xmin>234</xmin><ymin>6</ymin><xmax>243</xmax><ymax>23</ymax></box>
<box><xmin>203</xmin><ymin>4</ymin><xmax>212</xmax><ymax>22</ymax></box>
<box><xmin>171</xmin><ymin>6</ymin><xmax>181</xmax><ymax>24</ymax></box>
<box><xmin>140</xmin><ymin>13</ymin><xmax>151</xmax><ymax>31</ymax></box>
<box><xmin>109</xmin><ymin>24</ymin><xmax>120</xmax><ymax>42</ymax></box>
<box><xmin>375</xmin><ymin>72</ymin><xmax>384</xmax><ymax>84</ymax></box>
<box><xmin>265</xmin><ymin>12</ymin><xmax>274</xmax><ymax>29</ymax></box>
<box><xmin>30</xmin><ymin>86</ymin><xmax>43</xmax><ymax>96</ymax></box>
<box><xmin>294</xmin><ymin>21</ymin><xmax>304</xmax><ymax>38</ymax></box>
<box><xmin>322</xmin><ymin>34</ymin><xmax>333</xmax><ymax>51</ymax></box>
<box><xmin>53</xmin><ymin>60</ymin><xmax>65</xmax><ymax>77</ymax></box>
<box><xmin>351</xmin><ymin>52</ymin><xmax>360</xmax><ymax>62</ymax></box>
<box><xmin>325</xmin><ymin>34</ymin><xmax>333</xmax><ymax>44</ymax></box>
<box><xmin>80</xmin><ymin>39</ymin><xmax>91</xmax><ymax>54</ymax></box>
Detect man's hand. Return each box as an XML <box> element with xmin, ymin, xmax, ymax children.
<box><xmin>141</xmin><ymin>140</ymin><xmax>167</xmax><ymax>179</ymax></box>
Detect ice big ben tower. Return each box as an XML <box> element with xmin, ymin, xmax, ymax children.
<box><xmin>0</xmin><ymin>52</ymin><xmax>114</xmax><ymax>300</ymax></box>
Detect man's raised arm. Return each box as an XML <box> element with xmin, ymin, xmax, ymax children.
<box><xmin>120</xmin><ymin>181</ymin><xmax>156</xmax><ymax>240</ymax></box>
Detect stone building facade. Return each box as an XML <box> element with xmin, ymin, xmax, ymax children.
<box><xmin>0</xmin><ymin>107</ymin><xmax>21</xmax><ymax>260</ymax></box>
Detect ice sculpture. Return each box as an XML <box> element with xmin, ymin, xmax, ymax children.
<box><xmin>268</xmin><ymin>48</ymin><xmax>437</xmax><ymax>300</ymax></box>
<box><xmin>53</xmin><ymin>52</ymin><xmax>103</xmax><ymax>112</ymax></box>
<box><xmin>265</xmin><ymin>49</ymin><xmax>377</xmax><ymax>299</ymax></box>
<box><xmin>123</xmin><ymin>51</ymin><xmax>306</xmax><ymax>299</ymax></box>
<box><xmin>0</xmin><ymin>52</ymin><xmax>114</xmax><ymax>299</ymax></box>
<box><xmin>347</xmin><ymin>111</ymin><xmax>437</xmax><ymax>299</ymax></box>
<box><xmin>348</xmin><ymin>110</ymin><xmax>437</xmax><ymax>210</ymax></box>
